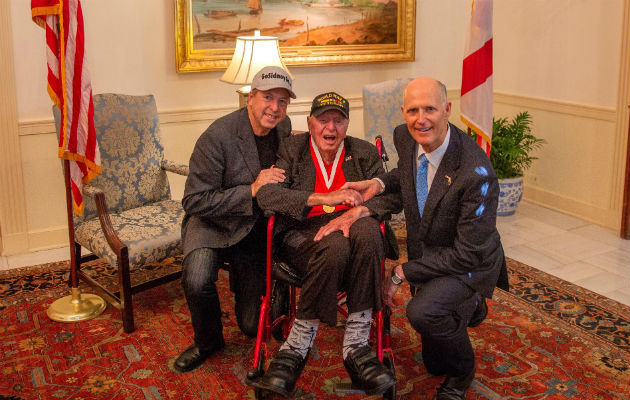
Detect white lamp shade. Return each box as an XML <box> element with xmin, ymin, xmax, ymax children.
<box><xmin>220</xmin><ymin>31</ymin><xmax>292</xmax><ymax>85</ymax></box>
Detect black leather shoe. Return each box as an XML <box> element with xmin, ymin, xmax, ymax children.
<box><xmin>173</xmin><ymin>340</ymin><xmax>225</xmax><ymax>373</ymax></box>
<box><xmin>468</xmin><ymin>295</ymin><xmax>488</xmax><ymax>328</ymax></box>
<box><xmin>252</xmin><ymin>349</ymin><xmax>307</xmax><ymax>397</ymax></box>
<box><xmin>432</xmin><ymin>366</ymin><xmax>475</xmax><ymax>400</ymax></box>
<box><xmin>343</xmin><ymin>346</ymin><xmax>396</xmax><ymax>395</ymax></box>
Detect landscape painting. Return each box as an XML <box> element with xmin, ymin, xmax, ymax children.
<box><xmin>175</xmin><ymin>0</ymin><xmax>415</xmax><ymax>72</ymax></box>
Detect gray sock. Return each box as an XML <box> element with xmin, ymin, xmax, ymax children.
<box><xmin>342</xmin><ymin>309</ymin><xmax>373</xmax><ymax>359</ymax></box>
<box><xmin>278</xmin><ymin>318</ymin><xmax>319</xmax><ymax>359</ymax></box>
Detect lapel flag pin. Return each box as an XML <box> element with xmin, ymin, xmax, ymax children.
<box><xmin>445</xmin><ymin>175</ymin><xmax>452</xmax><ymax>185</ymax></box>
<box><xmin>345</xmin><ymin>156</ymin><xmax>352</xmax><ymax>161</ymax></box>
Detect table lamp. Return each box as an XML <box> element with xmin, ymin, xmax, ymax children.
<box><xmin>221</xmin><ymin>30</ymin><xmax>292</xmax><ymax>108</ymax></box>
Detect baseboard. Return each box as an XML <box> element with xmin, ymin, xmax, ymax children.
<box><xmin>0</xmin><ymin>232</ymin><xmax>30</xmax><ymax>256</ymax></box>
<box><xmin>26</xmin><ymin>226</ymin><xmax>68</xmax><ymax>253</ymax></box>
<box><xmin>523</xmin><ymin>185</ymin><xmax>619</xmax><ymax>230</ymax></box>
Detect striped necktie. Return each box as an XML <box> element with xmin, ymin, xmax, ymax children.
<box><xmin>416</xmin><ymin>154</ymin><xmax>429</xmax><ymax>217</ymax></box>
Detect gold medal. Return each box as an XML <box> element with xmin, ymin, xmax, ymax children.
<box><xmin>323</xmin><ymin>205</ymin><xmax>335</xmax><ymax>214</ymax></box>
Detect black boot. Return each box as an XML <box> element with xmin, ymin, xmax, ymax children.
<box><xmin>252</xmin><ymin>349</ymin><xmax>308</xmax><ymax>397</ymax></box>
<box><xmin>343</xmin><ymin>346</ymin><xmax>396</xmax><ymax>395</ymax></box>
<box><xmin>432</xmin><ymin>366</ymin><xmax>475</xmax><ymax>400</ymax></box>
<box><xmin>468</xmin><ymin>295</ymin><xmax>488</xmax><ymax>328</ymax></box>
<box><xmin>173</xmin><ymin>338</ymin><xmax>225</xmax><ymax>373</ymax></box>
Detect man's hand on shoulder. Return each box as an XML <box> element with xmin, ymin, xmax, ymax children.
<box><xmin>313</xmin><ymin>206</ymin><xmax>371</xmax><ymax>241</ymax></box>
<box><xmin>251</xmin><ymin>166</ymin><xmax>286</xmax><ymax>197</ymax></box>
<box><xmin>341</xmin><ymin>179</ymin><xmax>384</xmax><ymax>202</ymax></box>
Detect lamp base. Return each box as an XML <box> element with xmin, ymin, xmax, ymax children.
<box><xmin>47</xmin><ymin>287</ymin><xmax>107</xmax><ymax>323</ymax></box>
<box><xmin>237</xmin><ymin>85</ymin><xmax>251</xmax><ymax>108</ymax></box>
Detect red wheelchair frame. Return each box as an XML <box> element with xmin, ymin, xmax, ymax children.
<box><xmin>246</xmin><ymin>136</ymin><xmax>396</xmax><ymax>399</ymax></box>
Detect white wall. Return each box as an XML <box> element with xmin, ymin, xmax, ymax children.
<box><xmin>2</xmin><ymin>0</ymin><xmax>627</xmax><ymax>254</ymax></box>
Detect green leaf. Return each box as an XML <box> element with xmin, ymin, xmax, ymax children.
<box><xmin>490</xmin><ymin>111</ymin><xmax>546</xmax><ymax>179</ymax></box>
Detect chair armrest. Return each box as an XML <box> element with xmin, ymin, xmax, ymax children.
<box><xmin>93</xmin><ymin>191</ymin><xmax>127</xmax><ymax>257</ymax></box>
<box><xmin>161</xmin><ymin>160</ymin><xmax>189</xmax><ymax>176</ymax></box>
<box><xmin>82</xmin><ymin>185</ymin><xmax>104</xmax><ymax>198</ymax></box>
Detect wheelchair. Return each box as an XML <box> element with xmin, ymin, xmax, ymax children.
<box><xmin>246</xmin><ymin>136</ymin><xmax>396</xmax><ymax>399</ymax></box>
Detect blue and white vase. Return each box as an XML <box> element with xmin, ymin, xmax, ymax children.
<box><xmin>497</xmin><ymin>177</ymin><xmax>523</xmax><ymax>216</ymax></box>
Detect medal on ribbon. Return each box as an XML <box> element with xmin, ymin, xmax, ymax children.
<box><xmin>322</xmin><ymin>205</ymin><xmax>336</xmax><ymax>214</ymax></box>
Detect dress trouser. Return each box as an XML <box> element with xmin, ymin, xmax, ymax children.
<box><xmin>278</xmin><ymin>213</ymin><xmax>384</xmax><ymax>326</ymax></box>
<box><xmin>182</xmin><ymin>223</ymin><xmax>267</xmax><ymax>349</ymax></box>
<box><xmin>406</xmin><ymin>275</ymin><xmax>479</xmax><ymax>377</ymax></box>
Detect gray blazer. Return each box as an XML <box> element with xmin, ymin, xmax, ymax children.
<box><xmin>181</xmin><ymin>107</ymin><xmax>291</xmax><ymax>257</ymax></box>
<box><xmin>257</xmin><ymin>133</ymin><xmax>402</xmax><ymax>258</ymax></box>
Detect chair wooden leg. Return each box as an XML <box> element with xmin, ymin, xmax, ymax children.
<box><xmin>117</xmin><ymin>249</ymin><xmax>135</xmax><ymax>333</ymax></box>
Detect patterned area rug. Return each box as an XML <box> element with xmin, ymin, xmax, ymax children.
<box><xmin>1</xmin><ymin>227</ymin><xmax>629</xmax><ymax>399</ymax></box>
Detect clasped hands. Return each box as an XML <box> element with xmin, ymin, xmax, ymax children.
<box><xmin>315</xmin><ymin>177</ymin><xmax>383</xmax><ymax>209</ymax></box>
<box><xmin>312</xmin><ymin>179</ymin><xmax>382</xmax><ymax>241</ymax></box>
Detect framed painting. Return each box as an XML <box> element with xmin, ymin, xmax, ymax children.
<box><xmin>175</xmin><ymin>0</ymin><xmax>416</xmax><ymax>72</ymax></box>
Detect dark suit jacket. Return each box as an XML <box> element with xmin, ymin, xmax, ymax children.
<box><xmin>381</xmin><ymin>123</ymin><xmax>508</xmax><ymax>297</ymax></box>
<box><xmin>181</xmin><ymin>107</ymin><xmax>291</xmax><ymax>257</ymax></box>
<box><xmin>257</xmin><ymin>134</ymin><xmax>402</xmax><ymax>258</ymax></box>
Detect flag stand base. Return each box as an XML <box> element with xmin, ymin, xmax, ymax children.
<box><xmin>47</xmin><ymin>287</ymin><xmax>106</xmax><ymax>323</ymax></box>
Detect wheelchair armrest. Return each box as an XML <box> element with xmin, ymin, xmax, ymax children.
<box><xmin>272</xmin><ymin>260</ymin><xmax>303</xmax><ymax>287</ymax></box>
<box><xmin>161</xmin><ymin>159</ymin><xmax>189</xmax><ymax>176</ymax></box>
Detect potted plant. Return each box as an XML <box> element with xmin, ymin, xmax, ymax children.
<box><xmin>490</xmin><ymin>111</ymin><xmax>546</xmax><ymax>216</ymax></box>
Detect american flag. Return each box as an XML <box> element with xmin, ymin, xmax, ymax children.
<box><xmin>460</xmin><ymin>0</ymin><xmax>493</xmax><ymax>157</ymax></box>
<box><xmin>32</xmin><ymin>0</ymin><xmax>101</xmax><ymax>215</ymax></box>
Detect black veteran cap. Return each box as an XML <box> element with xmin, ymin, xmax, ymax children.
<box><xmin>310</xmin><ymin>92</ymin><xmax>349</xmax><ymax>119</ymax></box>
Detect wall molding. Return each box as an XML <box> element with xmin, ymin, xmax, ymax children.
<box><xmin>494</xmin><ymin>92</ymin><xmax>617</xmax><ymax>121</ymax></box>
<box><xmin>612</xmin><ymin>0</ymin><xmax>630</xmax><ymax>217</ymax></box>
<box><xmin>17</xmin><ymin>94</ymin><xmax>607</xmax><ymax>136</ymax></box>
<box><xmin>18</xmin><ymin>96</ymin><xmax>364</xmax><ymax>136</ymax></box>
<box><xmin>0</xmin><ymin>5</ymin><xmax>29</xmax><ymax>256</ymax></box>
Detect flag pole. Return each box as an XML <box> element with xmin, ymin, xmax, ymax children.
<box><xmin>46</xmin><ymin>160</ymin><xmax>106</xmax><ymax>323</ymax></box>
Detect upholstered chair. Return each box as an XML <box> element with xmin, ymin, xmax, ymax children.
<box><xmin>53</xmin><ymin>93</ymin><xmax>188</xmax><ymax>333</ymax></box>
<box><xmin>362</xmin><ymin>78</ymin><xmax>413</xmax><ymax>168</ymax></box>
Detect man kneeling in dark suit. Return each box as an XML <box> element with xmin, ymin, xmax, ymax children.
<box><xmin>251</xmin><ymin>92</ymin><xmax>400</xmax><ymax>397</ymax></box>
<box><xmin>344</xmin><ymin>77</ymin><xmax>509</xmax><ymax>400</ymax></box>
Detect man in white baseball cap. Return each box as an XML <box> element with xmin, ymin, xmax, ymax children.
<box><xmin>175</xmin><ymin>66</ymin><xmax>295</xmax><ymax>372</ymax></box>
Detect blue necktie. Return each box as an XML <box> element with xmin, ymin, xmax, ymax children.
<box><xmin>416</xmin><ymin>154</ymin><xmax>429</xmax><ymax>217</ymax></box>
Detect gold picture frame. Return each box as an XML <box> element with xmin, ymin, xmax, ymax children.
<box><xmin>175</xmin><ymin>0</ymin><xmax>416</xmax><ymax>73</ymax></box>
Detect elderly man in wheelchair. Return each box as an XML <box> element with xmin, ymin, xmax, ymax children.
<box><xmin>251</xmin><ymin>92</ymin><xmax>400</xmax><ymax>397</ymax></box>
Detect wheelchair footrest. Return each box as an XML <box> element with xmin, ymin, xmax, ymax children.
<box><xmin>333</xmin><ymin>382</ymin><xmax>366</xmax><ymax>395</ymax></box>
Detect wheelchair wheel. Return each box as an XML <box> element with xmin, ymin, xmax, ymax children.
<box><xmin>271</xmin><ymin>281</ymin><xmax>290</xmax><ymax>342</ymax></box>
<box><xmin>254</xmin><ymin>386</ymin><xmax>265</xmax><ymax>400</ymax></box>
<box><xmin>382</xmin><ymin>353</ymin><xmax>396</xmax><ymax>400</ymax></box>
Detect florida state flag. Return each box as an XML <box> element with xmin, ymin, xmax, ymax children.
<box><xmin>32</xmin><ymin>0</ymin><xmax>101</xmax><ymax>215</ymax></box>
<box><xmin>460</xmin><ymin>0</ymin><xmax>493</xmax><ymax>157</ymax></box>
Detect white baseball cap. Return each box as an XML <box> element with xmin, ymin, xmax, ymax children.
<box><xmin>250</xmin><ymin>66</ymin><xmax>296</xmax><ymax>99</ymax></box>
